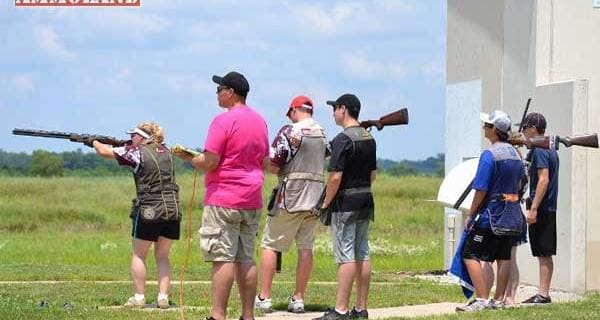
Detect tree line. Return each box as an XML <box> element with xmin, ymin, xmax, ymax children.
<box><xmin>0</xmin><ymin>149</ymin><xmax>443</xmax><ymax>177</ymax></box>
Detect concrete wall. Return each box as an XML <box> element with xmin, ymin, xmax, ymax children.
<box><xmin>515</xmin><ymin>80</ymin><xmax>588</xmax><ymax>293</ymax></box>
<box><xmin>444</xmin><ymin>80</ymin><xmax>482</xmax><ymax>266</ymax></box>
<box><xmin>535</xmin><ymin>0</ymin><xmax>600</xmax><ymax>291</ymax></box>
<box><xmin>446</xmin><ymin>0</ymin><xmax>600</xmax><ymax>291</ymax></box>
<box><xmin>502</xmin><ymin>0</ymin><xmax>536</xmax><ymax>117</ymax></box>
<box><xmin>447</xmin><ymin>0</ymin><xmax>504</xmax><ymax>109</ymax></box>
<box><xmin>445</xmin><ymin>0</ymin><xmax>506</xmax><ymax>268</ymax></box>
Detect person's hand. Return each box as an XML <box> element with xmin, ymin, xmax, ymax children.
<box><xmin>527</xmin><ymin>208</ymin><xmax>538</xmax><ymax>224</ymax></box>
<box><xmin>508</xmin><ymin>132</ymin><xmax>527</xmax><ymax>146</ymax></box>
<box><xmin>81</xmin><ymin>136</ymin><xmax>96</xmax><ymax>148</ymax></box>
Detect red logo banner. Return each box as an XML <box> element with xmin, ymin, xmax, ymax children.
<box><xmin>15</xmin><ymin>0</ymin><xmax>140</xmax><ymax>7</ymax></box>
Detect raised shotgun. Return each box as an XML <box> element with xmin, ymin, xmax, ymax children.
<box><xmin>360</xmin><ymin>108</ymin><xmax>409</xmax><ymax>131</ymax></box>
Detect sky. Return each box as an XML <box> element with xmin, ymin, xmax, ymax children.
<box><xmin>0</xmin><ymin>0</ymin><xmax>446</xmax><ymax>161</ymax></box>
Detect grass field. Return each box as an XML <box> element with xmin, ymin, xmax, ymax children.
<box><xmin>1</xmin><ymin>174</ymin><xmax>597</xmax><ymax>319</ymax></box>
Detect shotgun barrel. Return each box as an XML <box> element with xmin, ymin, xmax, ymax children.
<box><xmin>12</xmin><ymin>128</ymin><xmax>126</xmax><ymax>147</ymax></box>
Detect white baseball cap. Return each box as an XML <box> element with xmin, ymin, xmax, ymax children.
<box><xmin>480</xmin><ymin>110</ymin><xmax>511</xmax><ymax>133</ymax></box>
<box><xmin>126</xmin><ymin>127</ymin><xmax>151</xmax><ymax>139</ymax></box>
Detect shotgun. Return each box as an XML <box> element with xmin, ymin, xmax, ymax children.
<box><xmin>12</xmin><ymin>128</ymin><xmax>126</xmax><ymax>147</ymax></box>
<box><xmin>509</xmin><ymin>133</ymin><xmax>599</xmax><ymax>150</ymax></box>
<box><xmin>360</xmin><ymin>108</ymin><xmax>409</xmax><ymax>131</ymax></box>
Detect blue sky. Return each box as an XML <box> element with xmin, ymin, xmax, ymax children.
<box><xmin>0</xmin><ymin>0</ymin><xmax>446</xmax><ymax>161</ymax></box>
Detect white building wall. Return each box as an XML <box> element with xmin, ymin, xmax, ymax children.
<box><xmin>534</xmin><ymin>0</ymin><xmax>600</xmax><ymax>290</ymax></box>
<box><xmin>446</xmin><ymin>0</ymin><xmax>600</xmax><ymax>291</ymax></box>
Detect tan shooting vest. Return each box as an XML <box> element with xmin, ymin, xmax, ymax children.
<box><xmin>274</xmin><ymin>119</ymin><xmax>327</xmax><ymax>214</ymax></box>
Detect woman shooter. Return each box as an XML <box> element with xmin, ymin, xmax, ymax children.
<box><xmin>86</xmin><ymin>122</ymin><xmax>181</xmax><ymax>309</ymax></box>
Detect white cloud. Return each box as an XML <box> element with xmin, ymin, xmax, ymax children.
<box><xmin>286</xmin><ymin>1</ymin><xmax>420</xmax><ymax>36</ymax></box>
<box><xmin>421</xmin><ymin>58</ymin><xmax>445</xmax><ymax>85</ymax></box>
<box><xmin>92</xmin><ymin>11</ymin><xmax>169</xmax><ymax>35</ymax></box>
<box><xmin>164</xmin><ymin>73</ymin><xmax>212</xmax><ymax>94</ymax></box>
<box><xmin>118</xmin><ymin>67</ymin><xmax>131</xmax><ymax>80</ymax></box>
<box><xmin>339</xmin><ymin>52</ymin><xmax>407</xmax><ymax>80</ymax></box>
<box><xmin>33</xmin><ymin>25</ymin><xmax>73</xmax><ymax>59</ymax></box>
<box><xmin>376</xmin><ymin>0</ymin><xmax>419</xmax><ymax>13</ymax></box>
<box><xmin>289</xmin><ymin>2</ymin><xmax>363</xmax><ymax>35</ymax></box>
<box><xmin>13</xmin><ymin>74</ymin><xmax>35</xmax><ymax>92</ymax></box>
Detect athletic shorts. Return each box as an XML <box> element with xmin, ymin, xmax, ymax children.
<box><xmin>528</xmin><ymin>210</ymin><xmax>557</xmax><ymax>257</ymax></box>
<box><xmin>131</xmin><ymin>215</ymin><xmax>180</xmax><ymax>242</ymax></box>
<box><xmin>199</xmin><ymin>205</ymin><xmax>260</xmax><ymax>263</ymax></box>
<box><xmin>331</xmin><ymin>211</ymin><xmax>370</xmax><ymax>264</ymax></box>
<box><xmin>261</xmin><ymin>210</ymin><xmax>318</xmax><ymax>251</ymax></box>
<box><xmin>462</xmin><ymin>227</ymin><xmax>512</xmax><ymax>262</ymax></box>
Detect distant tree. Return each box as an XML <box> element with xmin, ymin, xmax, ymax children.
<box><xmin>30</xmin><ymin>150</ymin><xmax>63</xmax><ymax>177</ymax></box>
<box><xmin>435</xmin><ymin>153</ymin><xmax>445</xmax><ymax>177</ymax></box>
<box><xmin>387</xmin><ymin>163</ymin><xmax>417</xmax><ymax>176</ymax></box>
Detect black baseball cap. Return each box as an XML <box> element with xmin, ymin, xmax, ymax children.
<box><xmin>212</xmin><ymin>71</ymin><xmax>250</xmax><ymax>97</ymax></box>
<box><xmin>326</xmin><ymin>93</ymin><xmax>361</xmax><ymax>113</ymax></box>
<box><xmin>522</xmin><ymin>112</ymin><xmax>547</xmax><ymax>130</ymax></box>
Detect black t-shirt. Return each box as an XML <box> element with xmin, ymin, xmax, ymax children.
<box><xmin>327</xmin><ymin>126</ymin><xmax>377</xmax><ymax>218</ymax></box>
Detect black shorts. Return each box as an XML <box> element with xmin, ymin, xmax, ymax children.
<box><xmin>528</xmin><ymin>210</ymin><xmax>556</xmax><ymax>257</ymax></box>
<box><xmin>462</xmin><ymin>227</ymin><xmax>512</xmax><ymax>262</ymax></box>
<box><xmin>131</xmin><ymin>215</ymin><xmax>181</xmax><ymax>242</ymax></box>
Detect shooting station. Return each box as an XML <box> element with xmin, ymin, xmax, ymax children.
<box><xmin>443</xmin><ymin>0</ymin><xmax>600</xmax><ymax>293</ymax></box>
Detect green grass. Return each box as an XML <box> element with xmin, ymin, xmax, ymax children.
<box><xmin>0</xmin><ymin>278</ymin><xmax>463</xmax><ymax>320</ymax></box>
<box><xmin>3</xmin><ymin>174</ymin><xmax>595</xmax><ymax>319</ymax></box>
<box><xmin>0</xmin><ymin>174</ymin><xmax>445</xmax><ymax>281</ymax></box>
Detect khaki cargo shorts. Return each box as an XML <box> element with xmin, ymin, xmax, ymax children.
<box><xmin>199</xmin><ymin>205</ymin><xmax>260</xmax><ymax>263</ymax></box>
<box><xmin>261</xmin><ymin>210</ymin><xmax>318</xmax><ymax>251</ymax></box>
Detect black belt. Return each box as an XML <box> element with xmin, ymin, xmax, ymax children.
<box><xmin>340</xmin><ymin>187</ymin><xmax>371</xmax><ymax>196</ymax></box>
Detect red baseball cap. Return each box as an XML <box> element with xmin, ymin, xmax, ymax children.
<box><xmin>287</xmin><ymin>95</ymin><xmax>314</xmax><ymax>116</ymax></box>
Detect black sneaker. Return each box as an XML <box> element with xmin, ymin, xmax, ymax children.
<box><xmin>521</xmin><ymin>294</ymin><xmax>552</xmax><ymax>304</ymax></box>
<box><xmin>350</xmin><ymin>308</ymin><xmax>368</xmax><ymax>319</ymax></box>
<box><xmin>313</xmin><ymin>308</ymin><xmax>349</xmax><ymax>320</ymax></box>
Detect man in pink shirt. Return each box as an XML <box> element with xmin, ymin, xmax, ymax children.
<box><xmin>178</xmin><ymin>71</ymin><xmax>269</xmax><ymax>320</ymax></box>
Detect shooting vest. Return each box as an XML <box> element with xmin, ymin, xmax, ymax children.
<box><xmin>333</xmin><ymin>126</ymin><xmax>376</xmax><ymax>219</ymax></box>
<box><xmin>480</xmin><ymin>141</ymin><xmax>525</xmax><ymax>235</ymax></box>
<box><xmin>274</xmin><ymin>120</ymin><xmax>327</xmax><ymax>214</ymax></box>
<box><xmin>132</xmin><ymin>143</ymin><xmax>181</xmax><ymax>222</ymax></box>
<box><xmin>338</xmin><ymin>126</ymin><xmax>376</xmax><ymax>190</ymax></box>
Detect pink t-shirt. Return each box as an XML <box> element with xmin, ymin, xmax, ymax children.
<box><xmin>203</xmin><ymin>104</ymin><xmax>269</xmax><ymax>209</ymax></box>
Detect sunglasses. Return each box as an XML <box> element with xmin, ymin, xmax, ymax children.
<box><xmin>216</xmin><ymin>86</ymin><xmax>230</xmax><ymax>94</ymax></box>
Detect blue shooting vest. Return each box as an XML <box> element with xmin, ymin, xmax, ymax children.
<box><xmin>479</xmin><ymin>142</ymin><xmax>525</xmax><ymax>236</ymax></box>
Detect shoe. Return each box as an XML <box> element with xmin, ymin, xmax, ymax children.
<box><xmin>487</xmin><ymin>299</ymin><xmax>505</xmax><ymax>310</ymax></box>
<box><xmin>63</xmin><ymin>300</ymin><xmax>74</xmax><ymax>310</ymax></box>
<box><xmin>455</xmin><ymin>299</ymin><xmax>489</xmax><ymax>312</ymax></box>
<box><xmin>254</xmin><ymin>295</ymin><xmax>273</xmax><ymax>312</ymax></box>
<box><xmin>521</xmin><ymin>294</ymin><xmax>552</xmax><ymax>304</ymax></box>
<box><xmin>157</xmin><ymin>297</ymin><xmax>170</xmax><ymax>309</ymax></box>
<box><xmin>287</xmin><ymin>296</ymin><xmax>305</xmax><ymax>313</ymax></box>
<box><xmin>313</xmin><ymin>308</ymin><xmax>349</xmax><ymax>320</ymax></box>
<box><xmin>350</xmin><ymin>308</ymin><xmax>368</xmax><ymax>319</ymax></box>
<box><xmin>123</xmin><ymin>296</ymin><xmax>145</xmax><ymax>308</ymax></box>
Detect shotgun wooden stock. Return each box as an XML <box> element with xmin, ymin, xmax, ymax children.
<box><xmin>559</xmin><ymin>133</ymin><xmax>599</xmax><ymax>148</ymax></box>
<box><xmin>360</xmin><ymin>108</ymin><xmax>409</xmax><ymax>131</ymax></box>
<box><xmin>508</xmin><ymin>133</ymin><xmax>599</xmax><ymax>150</ymax></box>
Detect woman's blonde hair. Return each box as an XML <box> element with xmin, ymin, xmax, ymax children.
<box><xmin>137</xmin><ymin>122</ymin><xmax>165</xmax><ymax>144</ymax></box>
